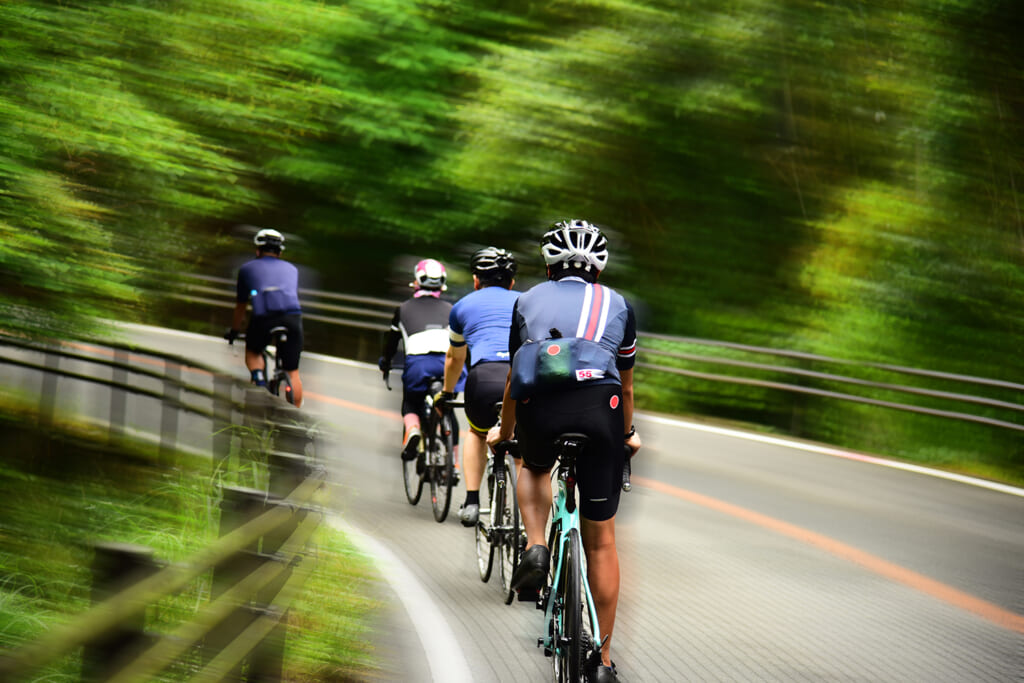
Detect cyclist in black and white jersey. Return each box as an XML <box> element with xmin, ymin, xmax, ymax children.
<box><xmin>380</xmin><ymin>259</ymin><xmax>466</xmax><ymax>460</ymax></box>
<box><xmin>487</xmin><ymin>220</ymin><xmax>641</xmax><ymax>683</ymax></box>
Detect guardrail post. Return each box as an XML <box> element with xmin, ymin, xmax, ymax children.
<box><xmin>159</xmin><ymin>360</ymin><xmax>181</xmax><ymax>463</ymax></box>
<box><xmin>109</xmin><ymin>348</ymin><xmax>129</xmax><ymax>444</ymax></box>
<box><xmin>268</xmin><ymin>452</ymin><xmax>311</xmax><ymax>500</ymax></box>
<box><xmin>81</xmin><ymin>542</ymin><xmax>157</xmax><ymax>682</ymax></box>
<box><xmin>213</xmin><ymin>374</ymin><xmax>235</xmax><ymax>470</ymax></box>
<box><xmin>204</xmin><ymin>486</ymin><xmax>267</xmax><ymax>677</ymax></box>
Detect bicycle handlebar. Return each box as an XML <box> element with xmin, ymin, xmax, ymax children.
<box><xmin>622</xmin><ymin>445</ymin><xmax>633</xmax><ymax>492</ymax></box>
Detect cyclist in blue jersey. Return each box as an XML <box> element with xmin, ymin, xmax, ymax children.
<box><xmin>434</xmin><ymin>247</ymin><xmax>520</xmax><ymax>527</ymax></box>
<box><xmin>225</xmin><ymin>228</ymin><xmax>305</xmax><ymax>407</ymax></box>
<box><xmin>487</xmin><ymin>220</ymin><xmax>641</xmax><ymax>683</ymax></box>
<box><xmin>380</xmin><ymin>259</ymin><xmax>466</xmax><ymax>461</ymax></box>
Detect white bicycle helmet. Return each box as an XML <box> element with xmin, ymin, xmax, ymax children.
<box><xmin>254</xmin><ymin>228</ymin><xmax>285</xmax><ymax>252</ymax></box>
<box><xmin>541</xmin><ymin>220</ymin><xmax>608</xmax><ymax>273</ymax></box>
<box><xmin>412</xmin><ymin>258</ymin><xmax>447</xmax><ymax>291</ymax></box>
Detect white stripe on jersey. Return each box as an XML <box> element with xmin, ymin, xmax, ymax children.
<box><xmin>575</xmin><ymin>284</ymin><xmax>593</xmax><ymax>338</ymax></box>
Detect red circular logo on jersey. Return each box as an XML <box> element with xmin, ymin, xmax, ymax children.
<box><xmin>547</xmin><ymin>344</ymin><xmax>561</xmax><ymax>356</ymax></box>
<box><xmin>609</xmin><ymin>395</ymin><xmax>620</xmax><ymax>409</ymax></box>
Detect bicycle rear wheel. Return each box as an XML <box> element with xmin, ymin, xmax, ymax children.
<box><xmin>403</xmin><ymin>449</ymin><xmax>424</xmax><ymax>505</ymax></box>
<box><xmin>476</xmin><ymin>463</ymin><xmax>496</xmax><ymax>582</ymax></box>
<box><xmin>552</xmin><ymin>527</ymin><xmax>584</xmax><ymax>683</ymax></box>
<box><xmin>428</xmin><ymin>412</ymin><xmax>455</xmax><ymax>523</ymax></box>
<box><xmin>499</xmin><ymin>456</ymin><xmax>522</xmax><ymax>604</ymax></box>
<box><xmin>278</xmin><ymin>371</ymin><xmax>295</xmax><ymax>404</ymax></box>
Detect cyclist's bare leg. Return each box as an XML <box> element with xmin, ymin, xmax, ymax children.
<box><xmin>286</xmin><ymin>369</ymin><xmax>303</xmax><ymax>407</ymax></box>
<box><xmin>463</xmin><ymin>430</ymin><xmax>487</xmax><ymax>496</ymax></box>
<box><xmin>516</xmin><ymin>465</ymin><xmax>553</xmax><ymax>549</ymax></box>
<box><xmin>580</xmin><ymin>516</ymin><xmax>619</xmax><ymax>668</ymax></box>
<box><xmin>244</xmin><ymin>349</ymin><xmax>265</xmax><ymax>374</ymax></box>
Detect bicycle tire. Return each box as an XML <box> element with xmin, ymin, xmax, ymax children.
<box><xmin>278</xmin><ymin>371</ymin><xmax>295</xmax><ymax>405</ymax></box>
<box><xmin>429</xmin><ymin>411</ymin><xmax>455</xmax><ymax>523</ymax></box>
<box><xmin>500</xmin><ymin>456</ymin><xmax>522</xmax><ymax>604</ymax></box>
<box><xmin>403</xmin><ymin>450</ymin><xmax>424</xmax><ymax>506</ymax></box>
<box><xmin>476</xmin><ymin>465</ymin><xmax>496</xmax><ymax>582</ymax></box>
<box><xmin>553</xmin><ymin>527</ymin><xmax>584</xmax><ymax>683</ymax></box>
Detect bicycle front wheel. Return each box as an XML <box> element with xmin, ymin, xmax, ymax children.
<box><xmin>428</xmin><ymin>412</ymin><xmax>455</xmax><ymax>523</ymax></box>
<box><xmin>553</xmin><ymin>527</ymin><xmax>584</xmax><ymax>683</ymax></box>
<box><xmin>476</xmin><ymin>464</ymin><xmax>496</xmax><ymax>582</ymax></box>
<box><xmin>499</xmin><ymin>456</ymin><xmax>522</xmax><ymax>604</ymax></box>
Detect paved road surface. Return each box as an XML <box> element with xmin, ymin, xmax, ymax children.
<box><xmin>5</xmin><ymin>323</ymin><xmax>1022</xmax><ymax>681</ymax></box>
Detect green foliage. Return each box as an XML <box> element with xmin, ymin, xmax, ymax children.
<box><xmin>1</xmin><ymin>0</ymin><xmax>1020</xmax><ymax>469</ymax></box>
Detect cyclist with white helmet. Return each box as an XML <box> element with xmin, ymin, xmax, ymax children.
<box><xmin>487</xmin><ymin>220</ymin><xmax>641</xmax><ymax>683</ymax></box>
<box><xmin>435</xmin><ymin>247</ymin><xmax>520</xmax><ymax>527</ymax></box>
<box><xmin>226</xmin><ymin>228</ymin><xmax>305</xmax><ymax>407</ymax></box>
<box><xmin>380</xmin><ymin>259</ymin><xmax>466</xmax><ymax>461</ymax></box>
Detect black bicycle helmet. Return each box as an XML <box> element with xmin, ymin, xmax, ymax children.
<box><xmin>541</xmin><ymin>220</ymin><xmax>608</xmax><ymax>273</ymax></box>
<box><xmin>470</xmin><ymin>247</ymin><xmax>517</xmax><ymax>281</ymax></box>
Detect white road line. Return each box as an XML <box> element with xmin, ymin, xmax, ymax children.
<box><xmin>637</xmin><ymin>413</ymin><xmax>1024</xmax><ymax>498</ymax></box>
<box><xmin>330</xmin><ymin>516</ymin><xmax>473</xmax><ymax>683</ymax></box>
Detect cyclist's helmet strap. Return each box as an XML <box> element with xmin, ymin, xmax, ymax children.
<box><xmin>541</xmin><ymin>220</ymin><xmax>608</xmax><ymax>276</ymax></box>
<box><xmin>471</xmin><ymin>247</ymin><xmax>517</xmax><ymax>283</ymax></box>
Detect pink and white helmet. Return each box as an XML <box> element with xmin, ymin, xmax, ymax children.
<box><xmin>411</xmin><ymin>258</ymin><xmax>447</xmax><ymax>291</ymax></box>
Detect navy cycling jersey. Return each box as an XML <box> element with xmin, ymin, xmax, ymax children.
<box><xmin>509</xmin><ymin>276</ymin><xmax>637</xmax><ymax>386</ymax></box>
<box><xmin>448</xmin><ymin>286</ymin><xmax>520</xmax><ymax>366</ymax></box>
<box><xmin>236</xmin><ymin>256</ymin><xmax>301</xmax><ymax>318</ymax></box>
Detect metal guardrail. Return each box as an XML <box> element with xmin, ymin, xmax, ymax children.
<box><xmin>177</xmin><ymin>273</ymin><xmax>1023</xmax><ymax>434</ymax></box>
<box><xmin>0</xmin><ymin>336</ymin><xmax>324</xmax><ymax>681</ymax></box>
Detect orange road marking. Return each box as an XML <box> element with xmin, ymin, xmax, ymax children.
<box><xmin>632</xmin><ymin>475</ymin><xmax>1024</xmax><ymax>635</ymax></box>
<box><xmin>305</xmin><ymin>391</ymin><xmax>398</xmax><ymax>420</ymax></box>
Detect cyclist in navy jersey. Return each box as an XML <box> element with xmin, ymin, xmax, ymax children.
<box><xmin>380</xmin><ymin>259</ymin><xmax>466</xmax><ymax>461</ymax></box>
<box><xmin>226</xmin><ymin>228</ymin><xmax>305</xmax><ymax>407</ymax></box>
<box><xmin>434</xmin><ymin>247</ymin><xmax>520</xmax><ymax>527</ymax></box>
<box><xmin>487</xmin><ymin>220</ymin><xmax>641</xmax><ymax>683</ymax></box>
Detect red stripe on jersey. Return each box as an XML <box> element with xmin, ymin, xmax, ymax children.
<box><xmin>584</xmin><ymin>284</ymin><xmax>604</xmax><ymax>340</ymax></box>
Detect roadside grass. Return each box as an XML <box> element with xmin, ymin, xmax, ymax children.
<box><xmin>0</xmin><ymin>406</ymin><xmax>381</xmax><ymax>681</ymax></box>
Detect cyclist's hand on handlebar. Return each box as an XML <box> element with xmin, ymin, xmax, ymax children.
<box><xmin>433</xmin><ymin>390</ymin><xmax>457</xmax><ymax>408</ymax></box>
<box><xmin>625</xmin><ymin>431</ymin><xmax>642</xmax><ymax>457</ymax></box>
<box><xmin>377</xmin><ymin>356</ymin><xmax>390</xmax><ymax>373</ymax></box>
<box><xmin>224</xmin><ymin>328</ymin><xmax>240</xmax><ymax>344</ymax></box>
<box><xmin>486</xmin><ymin>424</ymin><xmax>512</xmax><ymax>451</ymax></box>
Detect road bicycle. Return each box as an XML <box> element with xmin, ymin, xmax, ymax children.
<box><xmin>476</xmin><ymin>437</ymin><xmax>524</xmax><ymax>604</ymax></box>
<box><xmin>229</xmin><ymin>328</ymin><xmax>295</xmax><ymax>404</ymax></box>
<box><xmin>538</xmin><ymin>434</ymin><xmax>631</xmax><ymax>683</ymax></box>
<box><xmin>384</xmin><ymin>371</ymin><xmax>461</xmax><ymax>523</ymax></box>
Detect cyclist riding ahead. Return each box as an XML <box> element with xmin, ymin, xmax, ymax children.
<box><xmin>225</xmin><ymin>228</ymin><xmax>305</xmax><ymax>408</ymax></box>
<box><xmin>435</xmin><ymin>247</ymin><xmax>520</xmax><ymax>527</ymax></box>
<box><xmin>380</xmin><ymin>259</ymin><xmax>465</xmax><ymax>462</ymax></box>
<box><xmin>487</xmin><ymin>220</ymin><xmax>642</xmax><ymax>683</ymax></box>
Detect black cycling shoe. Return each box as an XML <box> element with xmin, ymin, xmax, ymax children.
<box><xmin>510</xmin><ymin>544</ymin><xmax>549</xmax><ymax>592</ymax></box>
<box><xmin>588</xmin><ymin>662</ymin><xmax>619</xmax><ymax>683</ymax></box>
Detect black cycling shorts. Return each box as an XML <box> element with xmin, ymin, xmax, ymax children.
<box><xmin>515</xmin><ymin>383</ymin><xmax>626</xmax><ymax>522</ymax></box>
<box><xmin>464</xmin><ymin>361</ymin><xmax>509</xmax><ymax>434</ymax></box>
<box><xmin>246</xmin><ymin>313</ymin><xmax>303</xmax><ymax>371</ymax></box>
<box><xmin>402</xmin><ymin>382</ymin><xmax>460</xmax><ymax>446</ymax></box>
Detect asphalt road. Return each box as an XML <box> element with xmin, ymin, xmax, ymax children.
<box><xmin>6</xmin><ymin>323</ymin><xmax>1022</xmax><ymax>682</ymax></box>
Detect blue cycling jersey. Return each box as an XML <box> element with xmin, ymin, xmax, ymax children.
<box><xmin>448</xmin><ymin>286</ymin><xmax>520</xmax><ymax>366</ymax></box>
<box><xmin>236</xmin><ymin>256</ymin><xmax>301</xmax><ymax>318</ymax></box>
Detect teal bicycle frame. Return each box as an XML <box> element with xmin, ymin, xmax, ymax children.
<box><xmin>540</xmin><ymin>434</ymin><xmax>602</xmax><ymax>681</ymax></box>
